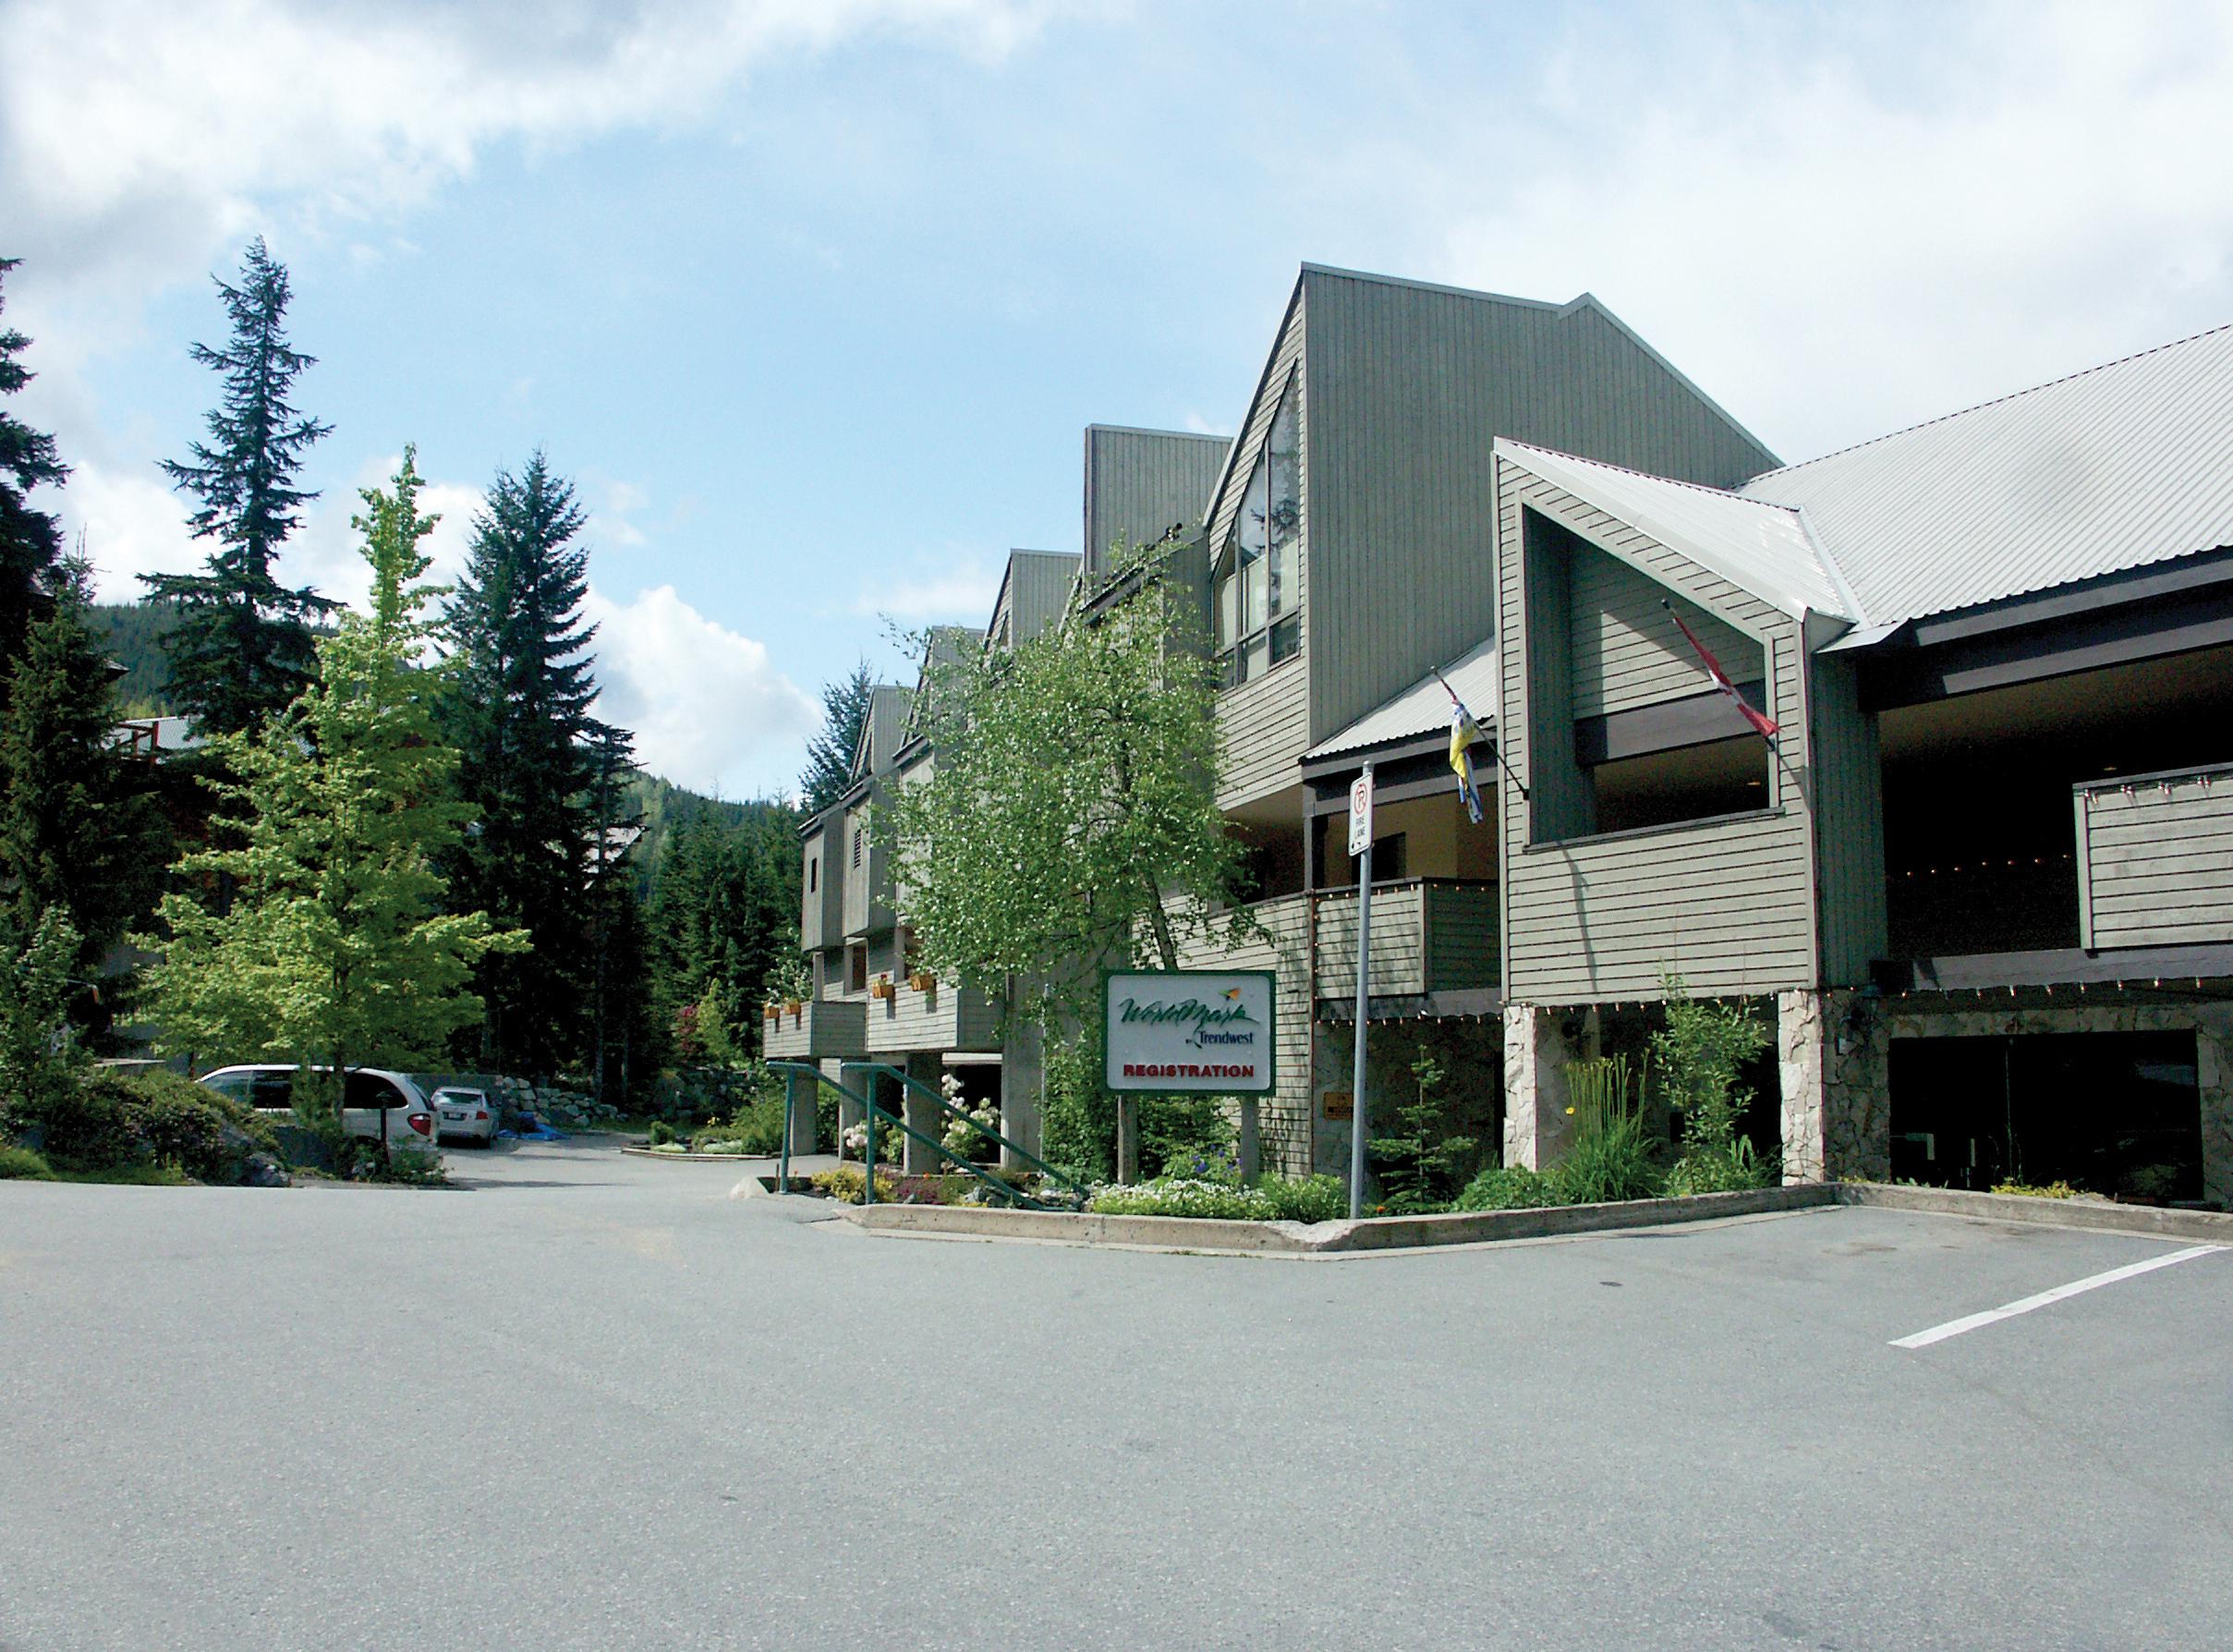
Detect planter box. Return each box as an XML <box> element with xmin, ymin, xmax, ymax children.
<box><xmin>907</xmin><ymin>973</ymin><xmax>936</xmax><ymax>993</ymax></box>
<box><xmin>870</xmin><ymin>979</ymin><xmax>895</xmax><ymax>1001</ymax></box>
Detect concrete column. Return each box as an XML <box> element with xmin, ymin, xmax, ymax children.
<box><xmin>1502</xmin><ymin>1004</ymin><xmax>1573</xmax><ymax>1170</ymax></box>
<box><xmin>827</xmin><ymin>1059</ymin><xmax>862</xmax><ymax>1160</ymax></box>
<box><xmin>902</xmin><ymin>1051</ymin><xmax>943</xmax><ymax>1174</ymax></box>
<box><xmin>999</xmin><ymin>1025</ymin><xmax>1043</xmax><ymax>1170</ymax></box>
<box><xmin>1778</xmin><ymin>988</ymin><xmax>1890</xmax><ymax>1184</ymax></box>
<box><xmin>783</xmin><ymin>1070</ymin><xmax>817</xmax><ymax>1158</ymax></box>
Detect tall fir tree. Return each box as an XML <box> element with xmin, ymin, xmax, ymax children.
<box><xmin>0</xmin><ymin>557</ymin><xmax>170</xmax><ymax>983</ymax></box>
<box><xmin>144</xmin><ymin>237</ymin><xmax>335</xmax><ymax>735</ymax></box>
<box><xmin>141</xmin><ymin>449</ymin><xmax>524</xmax><ymax>1095</ymax></box>
<box><xmin>799</xmin><ymin>660</ymin><xmax>874</xmax><ymax>813</ymax></box>
<box><xmin>443</xmin><ymin>452</ymin><xmax>629</xmax><ymax>1080</ymax></box>
<box><xmin>0</xmin><ymin>256</ymin><xmax>68</xmax><ymax>684</ymax></box>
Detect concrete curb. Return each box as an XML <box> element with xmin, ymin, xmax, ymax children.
<box><xmin>836</xmin><ymin>1184</ymin><xmax>1840</xmax><ymax>1254</ymax></box>
<box><xmin>1837</xmin><ymin>1182</ymin><xmax>2233</xmax><ymax>1243</ymax></box>
<box><xmin>619</xmin><ymin>1147</ymin><xmax>761</xmax><ymax>1162</ymax></box>
<box><xmin>828</xmin><ymin>1181</ymin><xmax>2233</xmax><ymax>1255</ymax></box>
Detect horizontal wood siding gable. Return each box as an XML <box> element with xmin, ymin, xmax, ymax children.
<box><xmin>1497</xmin><ymin>459</ymin><xmax>1815</xmax><ymax>1002</ymax></box>
<box><xmin>2078</xmin><ymin>773</ymin><xmax>2233</xmax><ymax>949</ymax></box>
<box><xmin>1569</xmin><ymin>542</ymin><xmax>1762</xmax><ymax>718</ymax></box>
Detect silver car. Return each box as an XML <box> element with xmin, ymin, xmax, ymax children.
<box><xmin>432</xmin><ymin>1087</ymin><xmax>498</xmax><ymax>1146</ymax></box>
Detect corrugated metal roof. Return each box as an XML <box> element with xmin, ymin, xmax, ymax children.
<box><xmin>1305</xmin><ymin>637</ymin><xmax>1498</xmax><ymax>762</ymax></box>
<box><xmin>1739</xmin><ymin>323</ymin><xmax>2233</xmax><ymax>626</ymax></box>
<box><xmin>1499</xmin><ymin>440</ymin><xmax>1854</xmax><ymax>623</ymax></box>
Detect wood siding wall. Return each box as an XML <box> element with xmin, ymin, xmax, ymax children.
<box><xmin>2076</xmin><ymin>766</ymin><xmax>2233</xmax><ymax>949</ymax></box>
<box><xmin>1083</xmin><ymin>430</ymin><xmax>1229</xmax><ymax>583</ymax></box>
<box><xmin>800</xmin><ymin>821</ymin><xmax>841</xmax><ymax>953</ymax></box>
<box><xmin>1313</xmin><ymin>881</ymin><xmax>1500</xmax><ymax>999</ymax></box>
<box><xmin>841</xmin><ymin>786</ymin><xmax>892</xmax><ymax>940</ymax></box>
<box><xmin>865</xmin><ymin>978</ymin><xmax>1001</xmax><ymax>1054</ymax></box>
<box><xmin>1213</xmin><ymin>287</ymin><xmax>1312</xmax><ymax>809</ymax></box>
<box><xmin>1568</xmin><ymin>542</ymin><xmax>1761</xmax><ymax>719</ymax></box>
<box><xmin>764</xmin><ymin>998</ymin><xmax>867</xmax><ymax>1061</ymax></box>
<box><xmin>1171</xmin><ymin>893</ymin><xmax>1315</xmax><ymax>1176</ymax></box>
<box><xmin>1300</xmin><ymin>268</ymin><xmax>1780</xmax><ymax>750</ymax></box>
<box><xmin>1497</xmin><ymin>460</ymin><xmax>1815</xmax><ymax>1001</ymax></box>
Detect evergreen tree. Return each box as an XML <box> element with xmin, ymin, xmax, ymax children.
<box><xmin>643</xmin><ymin>799</ymin><xmax>800</xmax><ymax>1064</ymax></box>
<box><xmin>0</xmin><ymin>256</ymin><xmax>68</xmax><ymax>682</ymax></box>
<box><xmin>141</xmin><ymin>450</ymin><xmax>525</xmax><ymax>1103</ymax></box>
<box><xmin>0</xmin><ymin>557</ymin><xmax>170</xmax><ymax>981</ymax></box>
<box><xmin>799</xmin><ymin>660</ymin><xmax>873</xmax><ymax>813</ymax></box>
<box><xmin>443</xmin><ymin>452</ymin><xmax>628</xmax><ymax>1079</ymax></box>
<box><xmin>143</xmin><ymin>237</ymin><xmax>334</xmax><ymax>735</ymax></box>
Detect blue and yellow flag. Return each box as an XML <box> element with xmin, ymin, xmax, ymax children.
<box><xmin>1449</xmin><ymin>697</ymin><xmax>1487</xmax><ymax>823</ymax></box>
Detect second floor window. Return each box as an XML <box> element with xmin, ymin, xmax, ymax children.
<box><xmin>1214</xmin><ymin>373</ymin><xmax>1301</xmax><ymax>686</ymax></box>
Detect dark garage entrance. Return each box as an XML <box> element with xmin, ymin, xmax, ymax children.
<box><xmin>1888</xmin><ymin>1031</ymin><xmax>2203</xmax><ymax>1201</ymax></box>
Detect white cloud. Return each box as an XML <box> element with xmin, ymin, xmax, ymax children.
<box><xmin>1424</xmin><ymin>0</ymin><xmax>2233</xmax><ymax>461</ymax></box>
<box><xmin>857</xmin><ymin>546</ymin><xmax>1004</xmax><ymax>622</ymax></box>
<box><xmin>583</xmin><ymin>583</ymin><xmax>819</xmax><ymax>796</ymax></box>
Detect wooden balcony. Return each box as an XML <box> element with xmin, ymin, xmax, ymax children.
<box><xmin>2076</xmin><ymin>762</ymin><xmax>2233</xmax><ymax>951</ymax></box>
<box><xmin>762</xmin><ymin>996</ymin><xmax>868</xmax><ymax>1061</ymax></box>
<box><xmin>1312</xmin><ymin>879</ymin><xmax>1499</xmax><ymax>1012</ymax></box>
<box><xmin>865</xmin><ymin>977</ymin><xmax>1001</xmax><ymax>1054</ymax></box>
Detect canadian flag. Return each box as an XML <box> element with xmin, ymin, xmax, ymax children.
<box><xmin>1664</xmin><ymin>601</ymin><xmax>1778</xmax><ymax>741</ymax></box>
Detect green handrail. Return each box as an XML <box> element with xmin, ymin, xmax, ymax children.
<box><xmin>763</xmin><ymin>1060</ymin><xmax>1062</xmax><ymax>1211</ymax></box>
<box><xmin>845</xmin><ymin>1060</ymin><xmax>1091</xmax><ymax>1206</ymax></box>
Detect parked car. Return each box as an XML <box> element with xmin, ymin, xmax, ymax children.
<box><xmin>198</xmin><ymin>1065</ymin><xmax>440</xmax><ymax>1159</ymax></box>
<box><xmin>431</xmin><ymin>1086</ymin><xmax>497</xmax><ymax>1146</ymax></box>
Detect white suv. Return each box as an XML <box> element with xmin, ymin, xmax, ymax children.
<box><xmin>199</xmin><ymin>1065</ymin><xmax>440</xmax><ymax>1160</ymax></box>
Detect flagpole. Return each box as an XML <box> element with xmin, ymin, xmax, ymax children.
<box><xmin>1432</xmin><ymin>668</ymin><xmax>1526</xmax><ymax>800</ymax></box>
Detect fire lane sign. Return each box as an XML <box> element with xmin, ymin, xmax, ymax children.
<box><xmin>1103</xmin><ymin>970</ymin><xmax>1277</xmax><ymax>1093</ymax></box>
<box><xmin>1348</xmin><ymin>768</ymin><xmax>1375</xmax><ymax>857</ymax></box>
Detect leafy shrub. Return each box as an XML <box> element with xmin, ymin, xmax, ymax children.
<box><xmin>1254</xmin><ymin>1172</ymin><xmax>1346</xmax><ymax>1224</ymax></box>
<box><xmin>1039</xmin><ymin>1026</ymin><xmax>1237</xmax><ymax>1182</ymax></box>
<box><xmin>1088</xmin><ymin>1176</ymin><xmax>1280</xmax><ymax>1220</ymax></box>
<box><xmin>1556</xmin><ymin>1109</ymin><xmax>1664</xmax><ymax>1205</ymax></box>
<box><xmin>1991</xmin><ymin>1178</ymin><xmax>2086</xmax><ymax>1199</ymax></box>
<box><xmin>1652</xmin><ymin>973</ymin><xmax>1772</xmax><ymax>1194</ymax></box>
<box><xmin>647</xmin><ymin>1120</ymin><xmax>675</xmax><ymax>1147</ymax></box>
<box><xmin>1455</xmin><ymin>1164</ymin><xmax>1563</xmax><ymax>1210</ymax></box>
<box><xmin>23</xmin><ymin>1078</ymin><xmax>145</xmax><ymax>1168</ymax></box>
<box><xmin>811</xmin><ymin>1164</ymin><xmax>898</xmax><ymax>1204</ymax></box>
<box><xmin>0</xmin><ymin>1144</ymin><xmax>53</xmax><ymax>1179</ymax></box>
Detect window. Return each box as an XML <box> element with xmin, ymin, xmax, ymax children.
<box><xmin>808</xmin><ymin>856</ymin><xmax>818</xmax><ymax>894</ymax></box>
<box><xmin>1214</xmin><ymin>374</ymin><xmax>1301</xmax><ymax>685</ymax></box>
<box><xmin>847</xmin><ymin>944</ymin><xmax>868</xmax><ymax>993</ymax></box>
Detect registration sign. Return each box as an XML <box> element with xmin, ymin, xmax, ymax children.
<box><xmin>1103</xmin><ymin>970</ymin><xmax>1276</xmax><ymax>1093</ymax></box>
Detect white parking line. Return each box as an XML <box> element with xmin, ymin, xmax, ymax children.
<box><xmin>1892</xmin><ymin>1244</ymin><xmax>2226</xmax><ymax>1350</ymax></box>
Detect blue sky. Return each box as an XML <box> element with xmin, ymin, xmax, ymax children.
<box><xmin>7</xmin><ymin>0</ymin><xmax>2233</xmax><ymax>796</ymax></box>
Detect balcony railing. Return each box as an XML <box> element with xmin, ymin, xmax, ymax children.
<box><xmin>1311</xmin><ymin>878</ymin><xmax>1499</xmax><ymax>1002</ymax></box>
<box><xmin>2075</xmin><ymin>761</ymin><xmax>2233</xmax><ymax>951</ymax></box>
<box><xmin>762</xmin><ymin>996</ymin><xmax>868</xmax><ymax>1061</ymax></box>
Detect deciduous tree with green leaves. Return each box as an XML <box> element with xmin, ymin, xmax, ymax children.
<box><xmin>143</xmin><ymin>237</ymin><xmax>335</xmax><ymax>735</ymax></box>
<box><xmin>889</xmin><ymin>545</ymin><xmax>1253</xmax><ymax>1000</ymax></box>
<box><xmin>140</xmin><ymin>449</ymin><xmax>526</xmax><ymax>1121</ymax></box>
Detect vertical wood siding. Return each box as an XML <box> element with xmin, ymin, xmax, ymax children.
<box><xmin>1301</xmin><ymin>268</ymin><xmax>1780</xmax><ymax>753</ymax></box>
<box><xmin>1809</xmin><ymin>656</ymin><xmax>1887</xmax><ymax>984</ymax></box>
<box><xmin>2076</xmin><ymin>768</ymin><xmax>2233</xmax><ymax>948</ymax></box>
<box><xmin>1083</xmin><ymin>429</ymin><xmax>1230</xmax><ymax>581</ymax></box>
<box><xmin>1496</xmin><ymin>459</ymin><xmax>1815</xmax><ymax>1001</ymax></box>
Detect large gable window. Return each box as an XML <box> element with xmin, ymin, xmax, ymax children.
<box><xmin>1215</xmin><ymin>375</ymin><xmax>1300</xmax><ymax>686</ymax></box>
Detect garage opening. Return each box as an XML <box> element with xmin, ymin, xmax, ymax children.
<box><xmin>1888</xmin><ymin>1031</ymin><xmax>2203</xmax><ymax>1201</ymax></box>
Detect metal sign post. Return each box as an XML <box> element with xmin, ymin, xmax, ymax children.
<box><xmin>1348</xmin><ymin>763</ymin><xmax>1375</xmax><ymax>1221</ymax></box>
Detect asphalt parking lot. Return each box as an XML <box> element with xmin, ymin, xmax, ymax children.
<box><xmin>2</xmin><ymin>1138</ymin><xmax>2227</xmax><ymax>1651</ymax></box>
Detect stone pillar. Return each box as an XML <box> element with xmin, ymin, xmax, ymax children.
<box><xmin>902</xmin><ymin>1051</ymin><xmax>944</xmax><ymax>1174</ymax></box>
<box><xmin>2197</xmin><ymin>1005</ymin><xmax>2233</xmax><ymax>1209</ymax></box>
<box><xmin>1778</xmin><ymin>988</ymin><xmax>1889</xmax><ymax>1184</ymax></box>
<box><xmin>1502</xmin><ymin>1003</ymin><xmax>1573</xmax><ymax>1170</ymax></box>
